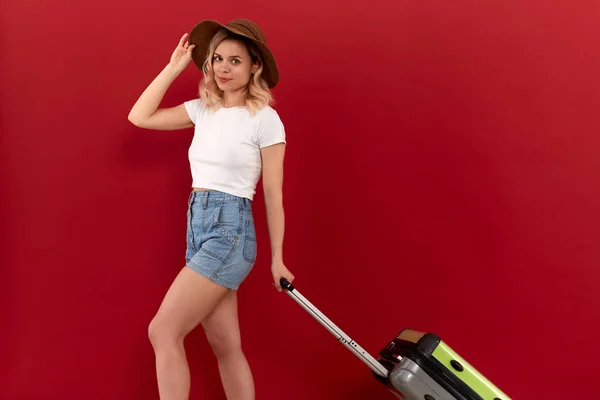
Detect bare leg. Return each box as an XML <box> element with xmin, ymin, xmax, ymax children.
<box><xmin>148</xmin><ymin>266</ymin><xmax>230</xmax><ymax>400</ymax></box>
<box><xmin>202</xmin><ymin>290</ymin><xmax>255</xmax><ymax>400</ymax></box>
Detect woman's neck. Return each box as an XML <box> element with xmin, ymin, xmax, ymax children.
<box><xmin>222</xmin><ymin>89</ymin><xmax>247</xmax><ymax>108</ymax></box>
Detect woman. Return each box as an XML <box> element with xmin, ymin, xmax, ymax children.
<box><xmin>128</xmin><ymin>18</ymin><xmax>294</xmax><ymax>400</ymax></box>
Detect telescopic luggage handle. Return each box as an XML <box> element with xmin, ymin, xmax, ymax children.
<box><xmin>279</xmin><ymin>278</ymin><xmax>389</xmax><ymax>377</ymax></box>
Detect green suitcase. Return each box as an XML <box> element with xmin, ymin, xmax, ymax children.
<box><xmin>377</xmin><ymin>329</ymin><xmax>511</xmax><ymax>400</ymax></box>
<box><xmin>279</xmin><ymin>279</ymin><xmax>510</xmax><ymax>399</ymax></box>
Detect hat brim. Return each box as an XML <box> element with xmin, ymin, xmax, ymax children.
<box><xmin>188</xmin><ymin>20</ymin><xmax>279</xmax><ymax>88</ymax></box>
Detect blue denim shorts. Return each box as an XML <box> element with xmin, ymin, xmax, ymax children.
<box><xmin>185</xmin><ymin>190</ymin><xmax>257</xmax><ymax>290</ymax></box>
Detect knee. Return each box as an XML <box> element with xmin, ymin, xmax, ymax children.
<box><xmin>148</xmin><ymin>317</ymin><xmax>181</xmax><ymax>349</ymax></box>
<box><xmin>205</xmin><ymin>330</ymin><xmax>241</xmax><ymax>359</ymax></box>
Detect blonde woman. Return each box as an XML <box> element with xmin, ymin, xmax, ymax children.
<box><xmin>128</xmin><ymin>19</ymin><xmax>295</xmax><ymax>400</ymax></box>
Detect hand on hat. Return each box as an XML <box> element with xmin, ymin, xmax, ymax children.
<box><xmin>168</xmin><ymin>33</ymin><xmax>196</xmax><ymax>73</ymax></box>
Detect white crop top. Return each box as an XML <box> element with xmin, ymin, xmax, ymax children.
<box><xmin>183</xmin><ymin>98</ymin><xmax>286</xmax><ymax>200</ymax></box>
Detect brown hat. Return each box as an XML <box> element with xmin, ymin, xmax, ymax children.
<box><xmin>187</xmin><ymin>18</ymin><xmax>279</xmax><ymax>88</ymax></box>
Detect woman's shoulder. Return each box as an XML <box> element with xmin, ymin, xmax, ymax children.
<box><xmin>254</xmin><ymin>104</ymin><xmax>283</xmax><ymax>123</ymax></box>
<box><xmin>183</xmin><ymin>97</ymin><xmax>205</xmax><ymax>115</ymax></box>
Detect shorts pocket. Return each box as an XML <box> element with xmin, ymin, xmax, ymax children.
<box><xmin>200</xmin><ymin>232</ymin><xmax>238</xmax><ymax>264</ymax></box>
<box><xmin>243</xmin><ymin>219</ymin><xmax>257</xmax><ymax>264</ymax></box>
<box><xmin>213</xmin><ymin>204</ymin><xmax>241</xmax><ymax>245</ymax></box>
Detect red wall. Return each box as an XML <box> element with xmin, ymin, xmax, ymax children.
<box><xmin>2</xmin><ymin>0</ymin><xmax>599</xmax><ymax>399</ymax></box>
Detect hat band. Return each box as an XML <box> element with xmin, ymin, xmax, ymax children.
<box><xmin>228</xmin><ymin>23</ymin><xmax>262</xmax><ymax>42</ymax></box>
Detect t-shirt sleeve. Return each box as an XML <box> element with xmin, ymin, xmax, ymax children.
<box><xmin>183</xmin><ymin>98</ymin><xmax>203</xmax><ymax>125</ymax></box>
<box><xmin>257</xmin><ymin>108</ymin><xmax>286</xmax><ymax>148</ymax></box>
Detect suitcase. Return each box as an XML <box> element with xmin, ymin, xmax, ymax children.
<box><xmin>279</xmin><ymin>279</ymin><xmax>510</xmax><ymax>400</ymax></box>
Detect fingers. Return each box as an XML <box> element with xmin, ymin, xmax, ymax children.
<box><xmin>275</xmin><ymin>273</ymin><xmax>295</xmax><ymax>292</ymax></box>
<box><xmin>273</xmin><ymin>273</ymin><xmax>283</xmax><ymax>292</ymax></box>
<box><xmin>187</xmin><ymin>44</ymin><xmax>196</xmax><ymax>58</ymax></box>
<box><xmin>273</xmin><ymin>278</ymin><xmax>281</xmax><ymax>292</ymax></box>
<box><xmin>178</xmin><ymin>33</ymin><xmax>188</xmax><ymax>47</ymax></box>
<box><xmin>284</xmin><ymin>269</ymin><xmax>295</xmax><ymax>284</ymax></box>
<box><xmin>272</xmin><ymin>264</ymin><xmax>295</xmax><ymax>292</ymax></box>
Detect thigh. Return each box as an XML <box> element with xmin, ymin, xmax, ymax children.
<box><xmin>201</xmin><ymin>290</ymin><xmax>241</xmax><ymax>353</ymax></box>
<box><xmin>152</xmin><ymin>266</ymin><xmax>231</xmax><ymax>338</ymax></box>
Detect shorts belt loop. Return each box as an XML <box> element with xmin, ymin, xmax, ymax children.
<box><xmin>203</xmin><ymin>191</ymin><xmax>208</xmax><ymax>209</ymax></box>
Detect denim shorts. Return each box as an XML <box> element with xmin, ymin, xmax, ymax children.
<box><xmin>185</xmin><ymin>190</ymin><xmax>257</xmax><ymax>290</ymax></box>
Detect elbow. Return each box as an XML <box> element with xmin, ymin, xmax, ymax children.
<box><xmin>127</xmin><ymin>112</ymin><xmax>143</xmax><ymax>127</ymax></box>
<box><xmin>264</xmin><ymin>188</ymin><xmax>283</xmax><ymax>207</ymax></box>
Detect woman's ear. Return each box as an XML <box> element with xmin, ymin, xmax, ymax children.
<box><xmin>251</xmin><ymin>62</ymin><xmax>259</xmax><ymax>74</ymax></box>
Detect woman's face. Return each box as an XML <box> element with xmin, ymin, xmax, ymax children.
<box><xmin>213</xmin><ymin>39</ymin><xmax>258</xmax><ymax>92</ymax></box>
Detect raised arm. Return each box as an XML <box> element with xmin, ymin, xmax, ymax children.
<box><xmin>127</xmin><ymin>33</ymin><xmax>196</xmax><ymax>130</ymax></box>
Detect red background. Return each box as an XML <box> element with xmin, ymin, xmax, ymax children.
<box><xmin>2</xmin><ymin>0</ymin><xmax>599</xmax><ymax>399</ymax></box>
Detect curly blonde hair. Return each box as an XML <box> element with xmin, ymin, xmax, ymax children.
<box><xmin>198</xmin><ymin>29</ymin><xmax>274</xmax><ymax>115</ymax></box>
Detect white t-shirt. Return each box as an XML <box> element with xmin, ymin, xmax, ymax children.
<box><xmin>183</xmin><ymin>98</ymin><xmax>286</xmax><ymax>200</ymax></box>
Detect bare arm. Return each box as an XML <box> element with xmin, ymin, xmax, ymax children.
<box><xmin>127</xmin><ymin>33</ymin><xmax>196</xmax><ymax>130</ymax></box>
<box><xmin>261</xmin><ymin>143</ymin><xmax>294</xmax><ymax>291</ymax></box>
